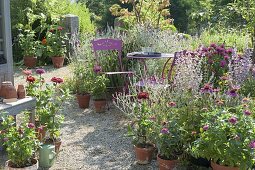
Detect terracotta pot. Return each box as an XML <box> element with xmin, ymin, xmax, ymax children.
<box><xmin>54</xmin><ymin>138</ymin><xmax>62</xmax><ymax>154</ymax></box>
<box><xmin>24</xmin><ymin>56</ymin><xmax>37</xmax><ymax>68</ymax></box>
<box><xmin>51</xmin><ymin>56</ymin><xmax>64</xmax><ymax>68</ymax></box>
<box><xmin>93</xmin><ymin>99</ymin><xmax>107</xmax><ymax>113</ymax></box>
<box><xmin>0</xmin><ymin>81</ymin><xmax>17</xmax><ymax>99</ymax></box>
<box><xmin>157</xmin><ymin>154</ymin><xmax>178</xmax><ymax>170</ymax></box>
<box><xmin>17</xmin><ymin>84</ymin><xmax>26</xmax><ymax>99</ymax></box>
<box><xmin>134</xmin><ymin>144</ymin><xmax>154</xmax><ymax>164</ymax></box>
<box><xmin>5</xmin><ymin>158</ymin><xmax>38</xmax><ymax>170</ymax></box>
<box><xmin>211</xmin><ymin>161</ymin><xmax>239</xmax><ymax>170</ymax></box>
<box><xmin>76</xmin><ymin>94</ymin><xmax>91</xmax><ymax>109</ymax></box>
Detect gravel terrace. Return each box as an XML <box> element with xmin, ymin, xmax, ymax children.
<box><xmin>0</xmin><ymin>65</ymin><xmax>157</xmax><ymax>170</ymax></box>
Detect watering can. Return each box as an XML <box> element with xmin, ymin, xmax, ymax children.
<box><xmin>39</xmin><ymin>144</ymin><xmax>56</xmax><ymax>168</ymax></box>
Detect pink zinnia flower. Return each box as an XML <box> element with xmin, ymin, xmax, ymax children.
<box><xmin>244</xmin><ymin>110</ymin><xmax>252</xmax><ymax>116</ymax></box>
<box><xmin>249</xmin><ymin>140</ymin><xmax>255</xmax><ymax>148</ymax></box>
<box><xmin>27</xmin><ymin>123</ymin><xmax>35</xmax><ymax>129</ymax></box>
<box><xmin>229</xmin><ymin>117</ymin><xmax>237</xmax><ymax>124</ymax></box>
<box><xmin>203</xmin><ymin>125</ymin><xmax>209</xmax><ymax>131</ymax></box>
<box><xmin>36</xmin><ymin>68</ymin><xmax>46</xmax><ymax>75</ymax></box>
<box><xmin>93</xmin><ymin>65</ymin><xmax>102</xmax><ymax>73</ymax></box>
<box><xmin>160</xmin><ymin>128</ymin><xmax>169</xmax><ymax>134</ymax></box>
<box><xmin>168</xmin><ymin>102</ymin><xmax>176</xmax><ymax>107</ymax></box>
<box><xmin>22</xmin><ymin>69</ymin><xmax>32</xmax><ymax>76</ymax></box>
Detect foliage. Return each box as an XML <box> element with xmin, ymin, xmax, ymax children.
<box><xmin>0</xmin><ymin>113</ymin><xmax>39</xmax><ymax>168</ymax></box>
<box><xmin>109</xmin><ymin>0</ymin><xmax>175</xmax><ymax>30</ymax></box>
<box><xmin>45</xmin><ymin>24</ymin><xmax>69</xmax><ymax>57</ymax></box>
<box><xmin>191</xmin><ymin>101</ymin><xmax>255</xmax><ymax>169</ymax></box>
<box><xmin>92</xmin><ymin>71</ymin><xmax>109</xmax><ymax>100</ymax></box>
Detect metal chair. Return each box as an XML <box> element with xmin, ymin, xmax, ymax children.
<box><xmin>91</xmin><ymin>38</ymin><xmax>134</xmax><ymax>92</ymax></box>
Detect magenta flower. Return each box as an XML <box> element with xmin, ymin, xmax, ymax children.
<box><xmin>200</xmin><ymin>84</ymin><xmax>213</xmax><ymax>94</ymax></box>
<box><xmin>168</xmin><ymin>101</ymin><xmax>176</xmax><ymax>107</ymax></box>
<box><xmin>224</xmin><ymin>55</ymin><xmax>229</xmax><ymax>60</ymax></box>
<box><xmin>93</xmin><ymin>65</ymin><xmax>102</xmax><ymax>73</ymax></box>
<box><xmin>203</xmin><ymin>125</ymin><xmax>209</xmax><ymax>131</ymax></box>
<box><xmin>160</xmin><ymin>128</ymin><xmax>169</xmax><ymax>134</ymax></box>
<box><xmin>220</xmin><ymin>60</ymin><xmax>227</xmax><ymax>68</ymax></box>
<box><xmin>210</xmin><ymin>43</ymin><xmax>217</xmax><ymax>48</ymax></box>
<box><xmin>249</xmin><ymin>140</ymin><xmax>255</xmax><ymax>148</ymax></box>
<box><xmin>244</xmin><ymin>110</ymin><xmax>252</xmax><ymax>116</ymax></box>
<box><xmin>226</xmin><ymin>48</ymin><xmax>233</xmax><ymax>54</ymax></box>
<box><xmin>27</xmin><ymin>123</ymin><xmax>35</xmax><ymax>129</ymax></box>
<box><xmin>229</xmin><ymin>117</ymin><xmax>237</xmax><ymax>124</ymax></box>
<box><xmin>36</xmin><ymin>68</ymin><xmax>46</xmax><ymax>75</ymax></box>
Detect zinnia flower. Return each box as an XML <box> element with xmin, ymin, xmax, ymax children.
<box><xmin>51</xmin><ymin>77</ymin><xmax>64</xmax><ymax>84</ymax></box>
<box><xmin>244</xmin><ymin>110</ymin><xmax>252</xmax><ymax>116</ymax></box>
<box><xmin>22</xmin><ymin>69</ymin><xmax>32</xmax><ymax>76</ymax></box>
<box><xmin>26</xmin><ymin>76</ymin><xmax>36</xmax><ymax>83</ymax></box>
<box><xmin>93</xmin><ymin>65</ymin><xmax>102</xmax><ymax>73</ymax></box>
<box><xmin>203</xmin><ymin>125</ymin><xmax>209</xmax><ymax>131</ymax></box>
<box><xmin>57</xmin><ymin>26</ymin><xmax>63</xmax><ymax>31</ymax></box>
<box><xmin>168</xmin><ymin>101</ymin><xmax>176</xmax><ymax>107</ymax></box>
<box><xmin>27</xmin><ymin>123</ymin><xmax>35</xmax><ymax>129</ymax></box>
<box><xmin>220</xmin><ymin>60</ymin><xmax>227</xmax><ymax>67</ymax></box>
<box><xmin>137</xmin><ymin>92</ymin><xmax>149</xmax><ymax>100</ymax></box>
<box><xmin>229</xmin><ymin>116</ymin><xmax>237</xmax><ymax>124</ymax></box>
<box><xmin>36</xmin><ymin>68</ymin><xmax>46</xmax><ymax>75</ymax></box>
<box><xmin>249</xmin><ymin>140</ymin><xmax>255</xmax><ymax>148</ymax></box>
<box><xmin>160</xmin><ymin>128</ymin><xmax>169</xmax><ymax>134</ymax></box>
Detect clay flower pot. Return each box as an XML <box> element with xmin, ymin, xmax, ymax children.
<box><xmin>211</xmin><ymin>161</ymin><xmax>239</xmax><ymax>170</ymax></box>
<box><xmin>76</xmin><ymin>94</ymin><xmax>91</xmax><ymax>109</ymax></box>
<box><xmin>0</xmin><ymin>81</ymin><xmax>17</xmax><ymax>99</ymax></box>
<box><xmin>51</xmin><ymin>56</ymin><xmax>64</xmax><ymax>68</ymax></box>
<box><xmin>134</xmin><ymin>144</ymin><xmax>154</xmax><ymax>164</ymax></box>
<box><xmin>17</xmin><ymin>84</ymin><xmax>26</xmax><ymax>99</ymax></box>
<box><xmin>93</xmin><ymin>99</ymin><xmax>107</xmax><ymax>113</ymax></box>
<box><xmin>157</xmin><ymin>154</ymin><xmax>178</xmax><ymax>170</ymax></box>
<box><xmin>5</xmin><ymin>158</ymin><xmax>38</xmax><ymax>170</ymax></box>
<box><xmin>24</xmin><ymin>56</ymin><xmax>37</xmax><ymax>68</ymax></box>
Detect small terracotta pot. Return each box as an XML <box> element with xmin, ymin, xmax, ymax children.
<box><xmin>211</xmin><ymin>161</ymin><xmax>239</xmax><ymax>170</ymax></box>
<box><xmin>51</xmin><ymin>56</ymin><xmax>64</xmax><ymax>68</ymax></box>
<box><xmin>134</xmin><ymin>144</ymin><xmax>154</xmax><ymax>164</ymax></box>
<box><xmin>93</xmin><ymin>99</ymin><xmax>107</xmax><ymax>113</ymax></box>
<box><xmin>76</xmin><ymin>94</ymin><xmax>91</xmax><ymax>109</ymax></box>
<box><xmin>54</xmin><ymin>138</ymin><xmax>62</xmax><ymax>154</ymax></box>
<box><xmin>24</xmin><ymin>56</ymin><xmax>37</xmax><ymax>68</ymax></box>
<box><xmin>157</xmin><ymin>154</ymin><xmax>178</xmax><ymax>170</ymax></box>
<box><xmin>5</xmin><ymin>158</ymin><xmax>38</xmax><ymax>170</ymax></box>
<box><xmin>0</xmin><ymin>81</ymin><xmax>17</xmax><ymax>99</ymax></box>
<box><xmin>17</xmin><ymin>84</ymin><xmax>26</xmax><ymax>99</ymax></box>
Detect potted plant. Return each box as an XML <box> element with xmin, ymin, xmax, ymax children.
<box><xmin>127</xmin><ymin>92</ymin><xmax>155</xmax><ymax>164</ymax></box>
<box><xmin>45</xmin><ymin>25</ymin><xmax>68</xmax><ymax>68</ymax></box>
<box><xmin>0</xmin><ymin>113</ymin><xmax>39</xmax><ymax>170</ymax></box>
<box><xmin>18</xmin><ymin>29</ymin><xmax>42</xmax><ymax>68</ymax></box>
<box><xmin>92</xmin><ymin>68</ymin><xmax>109</xmax><ymax>112</ymax></box>
<box><xmin>73</xmin><ymin>63</ymin><xmax>94</xmax><ymax>109</ymax></box>
<box><xmin>191</xmin><ymin>98</ymin><xmax>255</xmax><ymax>170</ymax></box>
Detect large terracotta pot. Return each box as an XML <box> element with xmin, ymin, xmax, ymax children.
<box><xmin>76</xmin><ymin>94</ymin><xmax>91</xmax><ymax>109</ymax></box>
<box><xmin>5</xmin><ymin>158</ymin><xmax>38</xmax><ymax>170</ymax></box>
<box><xmin>211</xmin><ymin>161</ymin><xmax>239</xmax><ymax>170</ymax></box>
<box><xmin>24</xmin><ymin>56</ymin><xmax>37</xmax><ymax>68</ymax></box>
<box><xmin>157</xmin><ymin>154</ymin><xmax>178</xmax><ymax>170</ymax></box>
<box><xmin>0</xmin><ymin>81</ymin><xmax>17</xmax><ymax>99</ymax></box>
<box><xmin>93</xmin><ymin>99</ymin><xmax>107</xmax><ymax>113</ymax></box>
<box><xmin>134</xmin><ymin>144</ymin><xmax>154</xmax><ymax>164</ymax></box>
<box><xmin>51</xmin><ymin>56</ymin><xmax>64</xmax><ymax>68</ymax></box>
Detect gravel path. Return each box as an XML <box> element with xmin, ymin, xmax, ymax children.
<box><xmin>0</xmin><ymin>65</ymin><xmax>157</xmax><ymax>170</ymax></box>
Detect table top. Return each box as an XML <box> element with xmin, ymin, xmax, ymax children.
<box><xmin>127</xmin><ymin>52</ymin><xmax>175</xmax><ymax>59</ymax></box>
<box><xmin>0</xmin><ymin>97</ymin><xmax>36</xmax><ymax>115</ymax></box>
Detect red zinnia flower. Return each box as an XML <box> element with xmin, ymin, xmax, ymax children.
<box><xmin>137</xmin><ymin>92</ymin><xmax>149</xmax><ymax>100</ymax></box>
<box><xmin>26</xmin><ymin>76</ymin><xmax>36</xmax><ymax>83</ymax></box>
<box><xmin>51</xmin><ymin>77</ymin><xmax>64</xmax><ymax>84</ymax></box>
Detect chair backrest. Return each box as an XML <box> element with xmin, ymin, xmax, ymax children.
<box><xmin>91</xmin><ymin>38</ymin><xmax>124</xmax><ymax>72</ymax></box>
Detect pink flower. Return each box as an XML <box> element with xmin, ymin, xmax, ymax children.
<box><xmin>3</xmin><ymin>137</ymin><xmax>8</xmax><ymax>142</ymax></box>
<box><xmin>93</xmin><ymin>65</ymin><xmax>102</xmax><ymax>73</ymax></box>
<box><xmin>224</xmin><ymin>55</ymin><xmax>229</xmax><ymax>60</ymax></box>
<box><xmin>220</xmin><ymin>60</ymin><xmax>227</xmax><ymax>68</ymax></box>
<box><xmin>229</xmin><ymin>117</ymin><xmax>237</xmax><ymax>124</ymax></box>
<box><xmin>36</xmin><ymin>68</ymin><xmax>46</xmax><ymax>75</ymax></box>
<box><xmin>57</xmin><ymin>26</ymin><xmax>63</xmax><ymax>31</ymax></box>
<box><xmin>244</xmin><ymin>110</ymin><xmax>252</xmax><ymax>116</ymax></box>
<box><xmin>27</xmin><ymin>123</ymin><xmax>35</xmax><ymax>129</ymax></box>
<box><xmin>249</xmin><ymin>140</ymin><xmax>255</xmax><ymax>148</ymax></box>
<box><xmin>203</xmin><ymin>125</ymin><xmax>209</xmax><ymax>131</ymax></box>
<box><xmin>22</xmin><ymin>69</ymin><xmax>32</xmax><ymax>76</ymax></box>
<box><xmin>168</xmin><ymin>102</ymin><xmax>176</xmax><ymax>107</ymax></box>
<box><xmin>160</xmin><ymin>128</ymin><xmax>169</xmax><ymax>134</ymax></box>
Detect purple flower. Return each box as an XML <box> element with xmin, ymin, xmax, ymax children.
<box><xmin>3</xmin><ymin>137</ymin><xmax>8</xmax><ymax>142</ymax></box>
<box><xmin>220</xmin><ymin>60</ymin><xmax>227</xmax><ymax>68</ymax></box>
<box><xmin>244</xmin><ymin>110</ymin><xmax>252</xmax><ymax>116</ymax></box>
<box><xmin>160</xmin><ymin>128</ymin><xmax>169</xmax><ymax>134</ymax></box>
<box><xmin>200</xmin><ymin>84</ymin><xmax>213</xmax><ymax>93</ymax></box>
<box><xmin>36</xmin><ymin>68</ymin><xmax>46</xmax><ymax>75</ymax></box>
<box><xmin>27</xmin><ymin>123</ymin><xmax>35</xmax><ymax>129</ymax></box>
<box><xmin>210</xmin><ymin>43</ymin><xmax>217</xmax><ymax>48</ymax></box>
<box><xmin>229</xmin><ymin>117</ymin><xmax>237</xmax><ymax>124</ymax></box>
<box><xmin>226</xmin><ymin>48</ymin><xmax>233</xmax><ymax>54</ymax></box>
<box><xmin>224</xmin><ymin>55</ymin><xmax>229</xmax><ymax>60</ymax></box>
<box><xmin>249</xmin><ymin>140</ymin><xmax>255</xmax><ymax>148</ymax></box>
<box><xmin>227</xmin><ymin>88</ymin><xmax>239</xmax><ymax>97</ymax></box>
<box><xmin>203</xmin><ymin>125</ymin><xmax>209</xmax><ymax>131</ymax></box>
<box><xmin>93</xmin><ymin>65</ymin><xmax>102</xmax><ymax>73</ymax></box>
